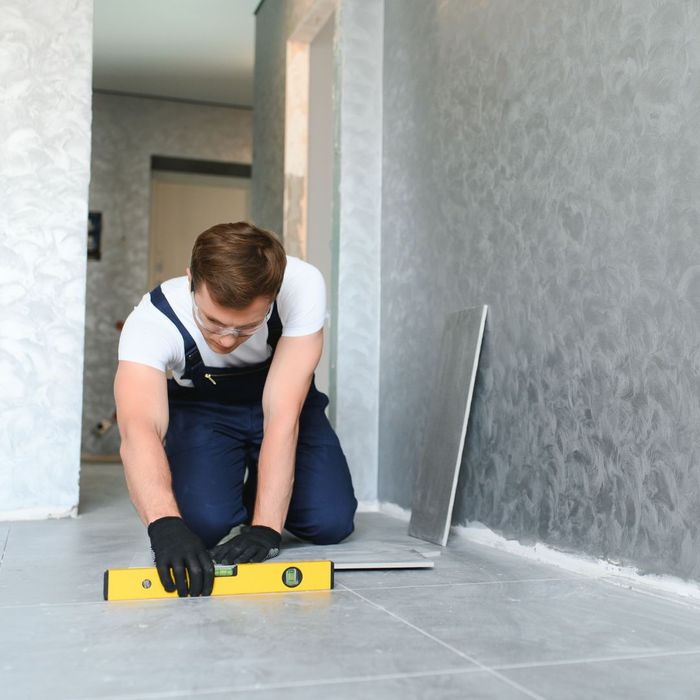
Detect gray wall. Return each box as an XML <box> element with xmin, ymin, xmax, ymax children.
<box><xmin>0</xmin><ymin>0</ymin><xmax>92</xmax><ymax>517</ymax></box>
<box><xmin>84</xmin><ymin>94</ymin><xmax>252</xmax><ymax>454</ymax></box>
<box><xmin>379</xmin><ymin>0</ymin><xmax>700</xmax><ymax>580</ymax></box>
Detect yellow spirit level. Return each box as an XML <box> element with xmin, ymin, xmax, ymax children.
<box><xmin>103</xmin><ymin>561</ymin><xmax>334</xmax><ymax>601</ymax></box>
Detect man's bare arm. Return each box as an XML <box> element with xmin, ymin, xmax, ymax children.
<box><xmin>253</xmin><ymin>330</ymin><xmax>323</xmax><ymax>532</ymax></box>
<box><xmin>114</xmin><ymin>361</ymin><xmax>180</xmax><ymax>525</ymax></box>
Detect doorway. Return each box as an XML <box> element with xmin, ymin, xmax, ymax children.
<box><xmin>148</xmin><ymin>157</ymin><xmax>251</xmax><ymax>288</ymax></box>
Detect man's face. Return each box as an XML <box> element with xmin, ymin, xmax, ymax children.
<box><xmin>190</xmin><ymin>278</ymin><xmax>272</xmax><ymax>354</ymax></box>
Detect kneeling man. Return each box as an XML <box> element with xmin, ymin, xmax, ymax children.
<box><xmin>114</xmin><ymin>222</ymin><xmax>357</xmax><ymax>597</ymax></box>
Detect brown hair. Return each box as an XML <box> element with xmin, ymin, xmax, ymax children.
<box><xmin>189</xmin><ymin>222</ymin><xmax>286</xmax><ymax>308</ymax></box>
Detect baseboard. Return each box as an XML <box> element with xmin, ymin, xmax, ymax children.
<box><xmin>377</xmin><ymin>501</ymin><xmax>411</xmax><ymax>521</ymax></box>
<box><xmin>453</xmin><ymin>521</ymin><xmax>700</xmax><ymax>602</ymax></box>
<box><xmin>356</xmin><ymin>500</ymin><xmax>380</xmax><ymax>512</ymax></box>
<box><xmin>372</xmin><ymin>500</ymin><xmax>700</xmax><ymax>602</ymax></box>
<box><xmin>0</xmin><ymin>504</ymin><xmax>78</xmax><ymax>521</ymax></box>
<box><xmin>81</xmin><ymin>453</ymin><xmax>122</xmax><ymax>463</ymax></box>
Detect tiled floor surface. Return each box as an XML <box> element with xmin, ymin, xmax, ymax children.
<box><xmin>2</xmin><ymin>463</ymin><xmax>700</xmax><ymax>699</ymax></box>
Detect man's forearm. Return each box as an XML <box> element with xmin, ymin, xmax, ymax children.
<box><xmin>120</xmin><ymin>428</ymin><xmax>180</xmax><ymax>526</ymax></box>
<box><xmin>252</xmin><ymin>419</ymin><xmax>299</xmax><ymax>533</ymax></box>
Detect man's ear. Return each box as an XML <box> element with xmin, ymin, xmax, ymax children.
<box><xmin>186</xmin><ymin>267</ymin><xmax>193</xmax><ymax>293</ymax></box>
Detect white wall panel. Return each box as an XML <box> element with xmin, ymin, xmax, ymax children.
<box><xmin>0</xmin><ymin>0</ymin><xmax>93</xmax><ymax>518</ymax></box>
<box><xmin>253</xmin><ymin>0</ymin><xmax>384</xmax><ymax>502</ymax></box>
<box><xmin>333</xmin><ymin>0</ymin><xmax>384</xmax><ymax>501</ymax></box>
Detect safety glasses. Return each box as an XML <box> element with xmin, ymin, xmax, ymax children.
<box><xmin>191</xmin><ymin>293</ymin><xmax>270</xmax><ymax>338</ymax></box>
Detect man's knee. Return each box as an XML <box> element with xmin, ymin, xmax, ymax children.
<box><xmin>290</xmin><ymin>502</ymin><xmax>357</xmax><ymax>545</ymax></box>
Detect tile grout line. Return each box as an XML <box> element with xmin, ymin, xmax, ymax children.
<box><xmin>0</xmin><ymin>526</ymin><xmax>11</xmax><ymax>572</ymax></box>
<box><xmin>339</xmin><ymin>584</ymin><xmax>700</xmax><ymax>678</ymax></box>
<box><xmin>68</xmin><ymin>647</ymin><xmax>700</xmax><ymax>700</ymax></box>
<box><xmin>490</xmin><ymin>646</ymin><xmax>700</xmax><ymax>672</ymax></box>
<box><xmin>68</xmin><ymin>667</ymin><xmax>492</xmax><ymax>700</ymax></box>
<box><xmin>340</xmin><ymin>575</ymin><xmax>585</xmax><ymax>592</ymax></box>
<box><xmin>341</xmin><ymin>579</ymin><xmax>700</xmax><ymax>671</ymax></box>
<box><xmin>596</xmin><ymin>575</ymin><xmax>700</xmax><ymax>611</ymax></box>
<box><xmin>0</xmin><ymin>587</ymin><xmax>352</xmax><ymax>610</ymax></box>
<box><xmin>0</xmin><ymin>573</ymin><xmax>580</xmax><ymax>610</ymax></box>
<box><xmin>337</xmin><ymin>583</ymin><xmax>548</xmax><ymax>700</ymax></box>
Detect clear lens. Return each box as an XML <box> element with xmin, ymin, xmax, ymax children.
<box><xmin>191</xmin><ymin>295</ymin><xmax>268</xmax><ymax>337</ymax></box>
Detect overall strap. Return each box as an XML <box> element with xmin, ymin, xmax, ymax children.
<box><xmin>149</xmin><ymin>285</ymin><xmax>203</xmax><ymax>380</ymax></box>
<box><xmin>267</xmin><ymin>301</ymin><xmax>283</xmax><ymax>352</ymax></box>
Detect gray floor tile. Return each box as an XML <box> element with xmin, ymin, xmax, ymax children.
<box><xmin>0</xmin><ymin>558</ymin><xmax>111</xmax><ymax>605</ymax></box>
<box><xmin>0</xmin><ymin>524</ymin><xmax>10</xmax><ymax>557</ymax></box>
<box><xmin>354</xmin><ymin>578</ymin><xmax>700</xmax><ymax>667</ymax></box>
<box><xmin>4</xmin><ymin>462</ymin><xmax>700</xmax><ymax>700</ymax></box>
<box><xmin>190</xmin><ymin>670</ymin><xmax>534</xmax><ymax>700</ymax></box>
<box><xmin>350</xmin><ymin>511</ymin><xmax>426</xmax><ymax>544</ymax></box>
<box><xmin>503</xmin><ymin>651</ymin><xmax>700</xmax><ymax>700</ymax></box>
<box><xmin>2</xmin><ymin>517</ymin><xmax>146</xmax><ymax>567</ymax></box>
<box><xmin>598</xmin><ymin>575</ymin><xmax>700</xmax><ymax>612</ymax></box>
<box><xmin>444</xmin><ymin>535</ymin><xmax>589</xmax><ymax>581</ymax></box>
<box><xmin>336</xmin><ymin>544</ymin><xmax>583</xmax><ymax>591</ymax></box>
<box><xmin>282</xmin><ymin>511</ymin><xmax>582</xmax><ymax>590</ymax></box>
<box><xmin>0</xmin><ymin>591</ymin><xmax>474</xmax><ymax>700</ymax></box>
<box><xmin>77</xmin><ymin>462</ymin><xmax>129</xmax><ymax>513</ymax></box>
<box><xmin>292</xmin><ymin>512</ymin><xmax>440</xmax><ymax>558</ymax></box>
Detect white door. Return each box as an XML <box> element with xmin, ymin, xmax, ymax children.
<box><xmin>148</xmin><ymin>171</ymin><xmax>251</xmax><ymax>289</ymax></box>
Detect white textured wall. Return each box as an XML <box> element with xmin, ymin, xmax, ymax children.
<box><xmin>0</xmin><ymin>0</ymin><xmax>93</xmax><ymax>518</ymax></box>
<box><xmin>253</xmin><ymin>0</ymin><xmax>384</xmax><ymax>502</ymax></box>
<box><xmin>84</xmin><ymin>94</ymin><xmax>252</xmax><ymax>454</ymax></box>
<box><xmin>333</xmin><ymin>0</ymin><xmax>383</xmax><ymax>502</ymax></box>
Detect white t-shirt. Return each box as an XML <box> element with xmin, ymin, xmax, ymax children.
<box><xmin>118</xmin><ymin>256</ymin><xmax>326</xmax><ymax>387</ymax></box>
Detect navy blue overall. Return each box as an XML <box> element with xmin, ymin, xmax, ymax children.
<box><xmin>149</xmin><ymin>286</ymin><xmax>357</xmax><ymax>549</ymax></box>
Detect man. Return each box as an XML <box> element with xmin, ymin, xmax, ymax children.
<box><xmin>114</xmin><ymin>222</ymin><xmax>357</xmax><ymax>597</ymax></box>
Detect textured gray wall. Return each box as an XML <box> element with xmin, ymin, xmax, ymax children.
<box><xmin>0</xmin><ymin>0</ymin><xmax>92</xmax><ymax>517</ymax></box>
<box><xmin>380</xmin><ymin>0</ymin><xmax>700</xmax><ymax>580</ymax></box>
<box><xmin>84</xmin><ymin>94</ymin><xmax>251</xmax><ymax>454</ymax></box>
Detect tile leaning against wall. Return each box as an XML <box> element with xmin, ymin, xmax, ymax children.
<box><xmin>379</xmin><ymin>0</ymin><xmax>700</xmax><ymax>580</ymax></box>
<box><xmin>0</xmin><ymin>0</ymin><xmax>92</xmax><ymax>517</ymax></box>
<box><xmin>84</xmin><ymin>94</ymin><xmax>252</xmax><ymax>454</ymax></box>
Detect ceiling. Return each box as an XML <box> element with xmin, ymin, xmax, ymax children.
<box><xmin>92</xmin><ymin>0</ymin><xmax>259</xmax><ymax>107</ymax></box>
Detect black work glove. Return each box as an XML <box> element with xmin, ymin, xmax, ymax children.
<box><xmin>147</xmin><ymin>516</ymin><xmax>215</xmax><ymax>597</ymax></box>
<box><xmin>209</xmin><ymin>525</ymin><xmax>281</xmax><ymax>565</ymax></box>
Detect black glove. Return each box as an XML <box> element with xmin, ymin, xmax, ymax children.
<box><xmin>209</xmin><ymin>525</ymin><xmax>281</xmax><ymax>564</ymax></box>
<box><xmin>147</xmin><ymin>516</ymin><xmax>215</xmax><ymax>597</ymax></box>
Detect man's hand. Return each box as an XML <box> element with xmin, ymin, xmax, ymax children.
<box><xmin>209</xmin><ymin>526</ymin><xmax>281</xmax><ymax>564</ymax></box>
<box><xmin>148</xmin><ymin>517</ymin><xmax>215</xmax><ymax>597</ymax></box>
